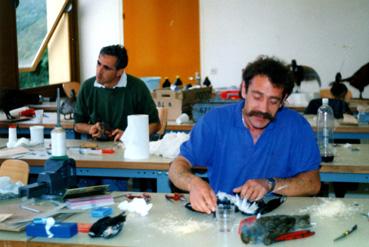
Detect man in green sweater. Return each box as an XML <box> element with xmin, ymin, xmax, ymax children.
<box><xmin>74</xmin><ymin>45</ymin><xmax>160</xmax><ymax>141</ymax></box>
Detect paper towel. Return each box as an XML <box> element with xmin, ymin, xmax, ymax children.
<box><xmin>30</xmin><ymin>125</ymin><xmax>44</xmax><ymax>145</ymax></box>
<box><xmin>121</xmin><ymin>115</ymin><xmax>149</xmax><ymax>160</ymax></box>
<box><xmin>7</xmin><ymin>126</ymin><xmax>17</xmax><ymax>148</ymax></box>
<box><xmin>51</xmin><ymin>127</ymin><xmax>66</xmax><ymax>157</ymax></box>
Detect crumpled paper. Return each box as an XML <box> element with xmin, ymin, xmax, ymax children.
<box><xmin>0</xmin><ymin>176</ymin><xmax>24</xmax><ymax>194</ymax></box>
<box><xmin>149</xmin><ymin>132</ymin><xmax>189</xmax><ymax>159</ymax></box>
<box><xmin>118</xmin><ymin>198</ymin><xmax>152</xmax><ymax>216</ymax></box>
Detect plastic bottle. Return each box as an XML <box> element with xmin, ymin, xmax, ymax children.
<box><xmin>317</xmin><ymin>98</ymin><xmax>334</xmax><ymax>162</ymax></box>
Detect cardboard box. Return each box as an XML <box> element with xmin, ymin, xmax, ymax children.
<box><xmin>152</xmin><ymin>87</ymin><xmax>212</xmax><ymax>120</ymax></box>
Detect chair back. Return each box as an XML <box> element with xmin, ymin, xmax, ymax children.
<box><xmin>62</xmin><ymin>81</ymin><xmax>80</xmax><ymax>98</ymax></box>
<box><xmin>0</xmin><ymin>159</ymin><xmax>30</xmax><ymax>184</ymax></box>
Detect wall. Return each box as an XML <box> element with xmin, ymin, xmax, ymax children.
<box><xmin>77</xmin><ymin>0</ymin><xmax>369</xmax><ymax>97</ymax></box>
<box><xmin>200</xmin><ymin>0</ymin><xmax>369</xmax><ymax>98</ymax></box>
<box><xmin>78</xmin><ymin>0</ymin><xmax>123</xmax><ymax>82</ymax></box>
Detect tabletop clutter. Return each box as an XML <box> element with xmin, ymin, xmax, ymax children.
<box><xmin>2</xmin><ymin>190</ymin><xmax>366</xmax><ymax>246</ymax></box>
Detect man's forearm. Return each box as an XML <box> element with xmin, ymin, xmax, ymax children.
<box><xmin>74</xmin><ymin>123</ymin><xmax>92</xmax><ymax>134</ymax></box>
<box><xmin>168</xmin><ymin>156</ymin><xmax>198</xmax><ymax>192</ymax></box>
<box><xmin>149</xmin><ymin>122</ymin><xmax>161</xmax><ymax>136</ymax></box>
<box><xmin>273</xmin><ymin>170</ymin><xmax>321</xmax><ymax>196</ymax></box>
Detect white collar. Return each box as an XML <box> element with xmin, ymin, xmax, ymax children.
<box><xmin>94</xmin><ymin>72</ymin><xmax>127</xmax><ymax>88</ymax></box>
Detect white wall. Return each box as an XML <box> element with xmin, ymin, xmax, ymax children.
<box><xmin>200</xmin><ymin>0</ymin><xmax>369</xmax><ymax>98</ymax></box>
<box><xmin>78</xmin><ymin>0</ymin><xmax>369</xmax><ymax>97</ymax></box>
<box><xmin>78</xmin><ymin>0</ymin><xmax>123</xmax><ymax>82</ymax></box>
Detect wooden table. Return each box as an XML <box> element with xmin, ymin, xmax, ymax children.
<box><xmin>167</xmin><ymin>116</ymin><xmax>369</xmax><ymax>140</ymax></box>
<box><xmin>304</xmin><ymin>115</ymin><xmax>369</xmax><ymax>140</ymax></box>
<box><xmin>1</xmin><ymin>194</ymin><xmax>369</xmax><ymax>246</ymax></box>
<box><xmin>0</xmin><ymin>112</ymin><xmax>76</xmax><ymax>139</ymax></box>
<box><xmin>0</xmin><ymin>139</ymin><xmax>172</xmax><ymax>192</ymax></box>
<box><xmin>1</xmin><ymin>139</ymin><xmax>369</xmax><ymax>192</ymax></box>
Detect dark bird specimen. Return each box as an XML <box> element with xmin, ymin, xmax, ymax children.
<box><xmin>0</xmin><ymin>89</ymin><xmax>40</xmax><ymax>120</ymax></box>
<box><xmin>289</xmin><ymin>59</ymin><xmax>321</xmax><ymax>92</ymax></box>
<box><xmin>60</xmin><ymin>88</ymin><xmax>77</xmax><ymax>120</ymax></box>
<box><xmin>337</xmin><ymin>62</ymin><xmax>369</xmax><ymax>99</ymax></box>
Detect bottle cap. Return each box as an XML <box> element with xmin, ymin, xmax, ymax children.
<box><xmin>322</xmin><ymin>98</ymin><xmax>329</xmax><ymax>105</ymax></box>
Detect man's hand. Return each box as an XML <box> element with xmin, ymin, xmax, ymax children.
<box><xmin>89</xmin><ymin>122</ymin><xmax>103</xmax><ymax>138</ymax></box>
<box><xmin>233</xmin><ymin>179</ymin><xmax>270</xmax><ymax>201</ymax></box>
<box><xmin>188</xmin><ymin>176</ymin><xmax>217</xmax><ymax>214</ymax></box>
<box><xmin>111</xmin><ymin>129</ymin><xmax>124</xmax><ymax>141</ymax></box>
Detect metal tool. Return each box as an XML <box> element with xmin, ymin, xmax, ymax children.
<box><xmin>334</xmin><ymin>224</ymin><xmax>358</xmax><ymax>241</ymax></box>
<box><xmin>124</xmin><ymin>193</ymin><xmax>151</xmax><ymax>202</ymax></box>
<box><xmin>361</xmin><ymin>212</ymin><xmax>369</xmax><ymax>220</ymax></box>
<box><xmin>165</xmin><ymin>193</ymin><xmax>186</xmax><ymax>202</ymax></box>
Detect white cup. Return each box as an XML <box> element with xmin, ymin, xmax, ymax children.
<box><xmin>30</xmin><ymin>125</ymin><xmax>44</xmax><ymax>144</ymax></box>
<box><xmin>216</xmin><ymin>204</ymin><xmax>235</xmax><ymax>232</ymax></box>
<box><xmin>34</xmin><ymin>110</ymin><xmax>44</xmax><ymax>123</ymax></box>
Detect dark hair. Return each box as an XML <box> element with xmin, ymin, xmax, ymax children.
<box><xmin>242</xmin><ymin>56</ymin><xmax>294</xmax><ymax>99</ymax></box>
<box><xmin>99</xmin><ymin>45</ymin><xmax>128</xmax><ymax>69</ymax></box>
<box><xmin>330</xmin><ymin>82</ymin><xmax>348</xmax><ymax>99</ymax></box>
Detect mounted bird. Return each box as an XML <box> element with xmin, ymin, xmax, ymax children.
<box><xmin>289</xmin><ymin>59</ymin><xmax>321</xmax><ymax>92</ymax></box>
<box><xmin>337</xmin><ymin>62</ymin><xmax>369</xmax><ymax>99</ymax></box>
<box><xmin>60</xmin><ymin>88</ymin><xmax>77</xmax><ymax>120</ymax></box>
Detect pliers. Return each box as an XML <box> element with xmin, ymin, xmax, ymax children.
<box><xmin>124</xmin><ymin>193</ymin><xmax>151</xmax><ymax>202</ymax></box>
<box><xmin>165</xmin><ymin>193</ymin><xmax>186</xmax><ymax>202</ymax></box>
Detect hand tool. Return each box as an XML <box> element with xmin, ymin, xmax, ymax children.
<box><xmin>334</xmin><ymin>224</ymin><xmax>357</xmax><ymax>241</ymax></box>
<box><xmin>165</xmin><ymin>193</ymin><xmax>186</xmax><ymax>202</ymax></box>
<box><xmin>124</xmin><ymin>193</ymin><xmax>151</xmax><ymax>202</ymax></box>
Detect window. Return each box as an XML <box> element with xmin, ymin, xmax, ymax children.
<box><xmin>16</xmin><ymin>0</ymin><xmax>77</xmax><ymax>89</ymax></box>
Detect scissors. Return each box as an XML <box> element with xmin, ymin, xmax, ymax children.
<box><xmin>165</xmin><ymin>193</ymin><xmax>186</xmax><ymax>202</ymax></box>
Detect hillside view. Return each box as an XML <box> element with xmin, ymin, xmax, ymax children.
<box><xmin>16</xmin><ymin>0</ymin><xmax>49</xmax><ymax>88</ymax></box>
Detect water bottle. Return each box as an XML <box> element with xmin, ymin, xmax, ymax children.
<box><xmin>317</xmin><ymin>98</ymin><xmax>334</xmax><ymax>162</ymax></box>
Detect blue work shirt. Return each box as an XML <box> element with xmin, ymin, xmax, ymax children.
<box><xmin>180</xmin><ymin>100</ymin><xmax>320</xmax><ymax>194</ymax></box>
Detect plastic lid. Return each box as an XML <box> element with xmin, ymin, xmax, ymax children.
<box><xmin>322</xmin><ymin>98</ymin><xmax>329</xmax><ymax>105</ymax></box>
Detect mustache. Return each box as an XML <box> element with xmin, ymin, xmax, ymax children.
<box><xmin>247</xmin><ymin>110</ymin><xmax>274</xmax><ymax>120</ymax></box>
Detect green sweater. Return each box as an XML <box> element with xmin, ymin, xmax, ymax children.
<box><xmin>74</xmin><ymin>74</ymin><xmax>159</xmax><ymax>131</ymax></box>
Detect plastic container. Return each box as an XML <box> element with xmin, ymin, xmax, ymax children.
<box><xmin>140</xmin><ymin>77</ymin><xmax>161</xmax><ymax>92</ymax></box>
<box><xmin>317</xmin><ymin>98</ymin><xmax>334</xmax><ymax>162</ymax></box>
<box><xmin>192</xmin><ymin>99</ymin><xmax>239</xmax><ymax>122</ymax></box>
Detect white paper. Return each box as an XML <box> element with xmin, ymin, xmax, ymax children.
<box><xmin>121</xmin><ymin>115</ymin><xmax>149</xmax><ymax>160</ymax></box>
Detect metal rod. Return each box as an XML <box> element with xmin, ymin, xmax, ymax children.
<box><xmin>56</xmin><ymin>88</ymin><xmax>61</xmax><ymax>127</ymax></box>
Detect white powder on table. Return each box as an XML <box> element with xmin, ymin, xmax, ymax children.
<box><xmin>299</xmin><ymin>198</ymin><xmax>361</xmax><ymax>218</ymax></box>
<box><xmin>149</xmin><ymin>214</ymin><xmax>214</xmax><ymax>235</ymax></box>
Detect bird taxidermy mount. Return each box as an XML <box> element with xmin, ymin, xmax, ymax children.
<box><xmin>337</xmin><ymin>62</ymin><xmax>369</xmax><ymax>99</ymax></box>
<box><xmin>60</xmin><ymin>89</ymin><xmax>77</xmax><ymax>120</ymax></box>
<box><xmin>289</xmin><ymin>59</ymin><xmax>321</xmax><ymax>93</ymax></box>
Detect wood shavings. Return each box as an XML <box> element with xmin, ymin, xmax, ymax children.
<box><xmin>149</xmin><ymin>215</ymin><xmax>213</xmax><ymax>235</ymax></box>
<box><xmin>299</xmin><ymin>198</ymin><xmax>361</xmax><ymax>218</ymax></box>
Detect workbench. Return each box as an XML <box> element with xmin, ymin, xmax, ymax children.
<box><xmin>1</xmin><ymin>139</ymin><xmax>369</xmax><ymax>193</ymax></box>
<box><xmin>167</xmin><ymin>115</ymin><xmax>369</xmax><ymax>140</ymax></box>
<box><xmin>0</xmin><ymin>194</ymin><xmax>369</xmax><ymax>246</ymax></box>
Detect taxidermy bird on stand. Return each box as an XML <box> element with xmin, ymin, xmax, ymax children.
<box><xmin>289</xmin><ymin>59</ymin><xmax>321</xmax><ymax>93</ymax></box>
<box><xmin>60</xmin><ymin>89</ymin><xmax>76</xmax><ymax>120</ymax></box>
<box><xmin>336</xmin><ymin>62</ymin><xmax>369</xmax><ymax>99</ymax></box>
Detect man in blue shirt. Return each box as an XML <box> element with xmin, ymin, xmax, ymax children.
<box><xmin>169</xmin><ymin>56</ymin><xmax>321</xmax><ymax>214</ymax></box>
